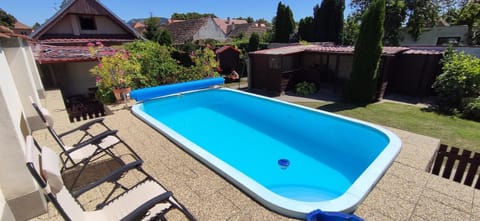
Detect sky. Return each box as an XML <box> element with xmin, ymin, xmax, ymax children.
<box><xmin>1</xmin><ymin>0</ymin><xmax>353</xmax><ymax>27</ymax></box>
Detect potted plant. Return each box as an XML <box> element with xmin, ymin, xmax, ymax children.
<box><xmin>90</xmin><ymin>48</ymin><xmax>140</xmax><ymax>102</ymax></box>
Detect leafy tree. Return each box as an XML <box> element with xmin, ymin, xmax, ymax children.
<box><xmin>314</xmin><ymin>0</ymin><xmax>345</xmax><ymax>44</ymax></box>
<box><xmin>344</xmin><ymin>0</ymin><xmax>385</xmax><ymax>103</ymax></box>
<box><xmin>124</xmin><ymin>41</ymin><xmax>183</xmax><ymax>87</ymax></box>
<box><xmin>432</xmin><ymin>48</ymin><xmax>480</xmax><ymax>114</ymax></box>
<box><xmin>456</xmin><ymin>2</ymin><xmax>480</xmax><ymax>44</ymax></box>
<box><xmin>248</xmin><ymin>32</ymin><xmax>260</xmax><ymax>52</ymax></box>
<box><xmin>157</xmin><ymin>29</ymin><xmax>172</xmax><ymax>46</ymax></box>
<box><xmin>143</xmin><ymin>16</ymin><xmax>161</xmax><ymax>41</ymax></box>
<box><xmin>342</xmin><ymin>14</ymin><xmax>360</xmax><ymax>45</ymax></box>
<box><xmin>32</xmin><ymin>22</ymin><xmax>41</xmax><ymax>30</ymax></box>
<box><xmin>406</xmin><ymin>0</ymin><xmax>440</xmax><ymax>41</ymax></box>
<box><xmin>383</xmin><ymin>0</ymin><xmax>406</xmax><ymax>45</ymax></box>
<box><xmin>171</xmin><ymin>12</ymin><xmax>216</xmax><ymax>20</ymax></box>
<box><xmin>0</xmin><ymin>9</ymin><xmax>17</xmax><ymax>28</ymax></box>
<box><xmin>273</xmin><ymin>2</ymin><xmax>295</xmax><ymax>43</ymax></box>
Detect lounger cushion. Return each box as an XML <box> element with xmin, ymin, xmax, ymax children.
<box><xmin>41</xmin><ymin>147</ymin><xmax>64</xmax><ymax>194</ymax></box>
<box><xmin>40</xmin><ymin>107</ymin><xmax>54</xmax><ymax>127</ymax></box>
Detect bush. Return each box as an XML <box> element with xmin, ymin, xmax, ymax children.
<box><xmin>432</xmin><ymin>49</ymin><xmax>480</xmax><ymax>114</ymax></box>
<box><xmin>462</xmin><ymin>97</ymin><xmax>480</xmax><ymax>121</ymax></box>
<box><xmin>295</xmin><ymin>81</ymin><xmax>317</xmax><ymax>96</ymax></box>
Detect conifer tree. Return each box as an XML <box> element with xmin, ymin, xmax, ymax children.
<box><xmin>273</xmin><ymin>2</ymin><xmax>295</xmax><ymax>43</ymax></box>
<box><xmin>344</xmin><ymin>0</ymin><xmax>385</xmax><ymax>103</ymax></box>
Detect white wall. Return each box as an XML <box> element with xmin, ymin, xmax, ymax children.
<box><xmin>4</xmin><ymin>38</ymin><xmax>43</xmax><ymax>131</ymax></box>
<box><xmin>0</xmin><ymin>37</ymin><xmax>47</xmax><ymax>221</ymax></box>
<box><xmin>195</xmin><ymin>18</ymin><xmax>227</xmax><ymax>42</ymax></box>
<box><xmin>62</xmin><ymin>61</ymin><xmax>97</xmax><ymax>97</ymax></box>
<box><xmin>47</xmin><ymin>14</ymin><xmax>128</xmax><ymax>36</ymax></box>
<box><xmin>400</xmin><ymin>25</ymin><xmax>468</xmax><ymax>46</ymax></box>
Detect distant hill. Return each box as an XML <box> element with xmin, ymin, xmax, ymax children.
<box><xmin>127</xmin><ymin>17</ymin><xmax>169</xmax><ymax>26</ymax></box>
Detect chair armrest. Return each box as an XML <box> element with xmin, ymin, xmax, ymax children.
<box><xmin>120</xmin><ymin>191</ymin><xmax>173</xmax><ymax>221</ymax></box>
<box><xmin>57</xmin><ymin>118</ymin><xmax>106</xmax><ymax>138</ymax></box>
<box><xmin>72</xmin><ymin>160</ymin><xmax>143</xmax><ymax>197</ymax></box>
<box><xmin>66</xmin><ymin>130</ymin><xmax>118</xmax><ymax>154</ymax></box>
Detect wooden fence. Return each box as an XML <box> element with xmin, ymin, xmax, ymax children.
<box><xmin>431</xmin><ymin>144</ymin><xmax>480</xmax><ymax>189</ymax></box>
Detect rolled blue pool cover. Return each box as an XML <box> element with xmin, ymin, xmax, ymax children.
<box><xmin>130</xmin><ymin>77</ymin><xmax>225</xmax><ymax>101</ymax></box>
<box><xmin>306</xmin><ymin>209</ymin><xmax>364</xmax><ymax>221</ymax></box>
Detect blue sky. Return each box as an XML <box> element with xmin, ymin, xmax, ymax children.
<box><xmin>1</xmin><ymin>0</ymin><xmax>353</xmax><ymax>27</ymax></box>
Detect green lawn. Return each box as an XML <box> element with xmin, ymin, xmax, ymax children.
<box><xmin>295</xmin><ymin>101</ymin><xmax>480</xmax><ymax>153</ymax></box>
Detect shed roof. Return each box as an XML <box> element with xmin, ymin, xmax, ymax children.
<box><xmin>250</xmin><ymin>45</ymin><xmax>411</xmax><ymax>56</ymax></box>
<box><xmin>216</xmin><ymin>45</ymin><xmax>241</xmax><ymax>54</ymax></box>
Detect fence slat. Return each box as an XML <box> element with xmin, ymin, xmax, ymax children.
<box><xmin>442</xmin><ymin>147</ymin><xmax>459</xmax><ymax>179</ymax></box>
<box><xmin>453</xmin><ymin>148</ymin><xmax>472</xmax><ymax>183</ymax></box>
<box><xmin>465</xmin><ymin>152</ymin><xmax>480</xmax><ymax>186</ymax></box>
<box><xmin>431</xmin><ymin>144</ymin><xmax>448</xmax><ymax>175</ymax></box>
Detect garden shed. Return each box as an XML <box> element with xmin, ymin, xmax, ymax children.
<box><xmin>216</xmin><ymin>45</ymin><xmax>241</xmax><ymax>75</ymax></box>
<box><xmin>248</xmin><ymin>45</ymin><xmax>411</xmax><ymax>99</ymax></box>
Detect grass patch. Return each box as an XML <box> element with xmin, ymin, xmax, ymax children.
<box><xmin>295</xmin><ymin>101</ymin><xmax>480</xmax><ymax>152</ymax></box>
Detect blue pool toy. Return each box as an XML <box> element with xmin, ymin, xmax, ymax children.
<box><xmin>130</xmin><ymin>77</ymin><xmax>225</xmax><ymax>101</ymax></box>
<box><xmin>306</xmin><ymin>209</ymin><xmax>364</xmax><ymax>221</ymax></box>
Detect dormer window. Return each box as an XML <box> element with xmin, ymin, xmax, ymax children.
<box><xmin>79</xmin><ymin>15</ymin><xmax>96</xmax><ymax>30</ymax></box>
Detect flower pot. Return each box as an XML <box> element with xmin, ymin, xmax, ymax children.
<box><xmin>112</xmin><ymin>87</ymin><xmax>131</xmax><ymax>101</ymax></box>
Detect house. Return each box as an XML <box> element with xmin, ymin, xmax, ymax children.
<box><xmin>29</xmin><ymin>0</ymin><xmax>143</xmax><ymax>102</ymax></box>
<box><xmin>213</xmin><ymin>17</ymin><xmax>248</xmax><ymax>34</ymax></box>
<box><xmin>227</xmin><ymin>23</ymin><xmax>270</xmax><ymax>39</ymax></box>
<box><xmin>0</xmin><ymin>25</ymin><xmax>47</xmax><ymax>221</ymax></box>
<box><xmin>166</xmin><ymin>17</ymin><xmax>227</xmax><ymax>44</ymax></box>
<box><xmin>400</xmin><ymin>21</ymin><xmax>468</xmax><ymax>46</ymax></box>
<box><xmin>12</xmin><ymin>21</ymin><xmax>33</xmax><ymax>35</ymax></box>
<box><xmin>249</xmin><ymin>45</ymin><xmax>443</xmax><ymax>98</ymax></box>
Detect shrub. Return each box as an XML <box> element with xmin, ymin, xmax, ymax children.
<box><xmin>343</xmin><ymin>0</ymin><xmax>385</xmax><ymax>104</ymax></box>
<box><xmin>462</xmin><ymin>97</ymin><xmax>480</xmax><ymax>121</ymax></box>
<box><xmin>432</xmin><ymin>49</ymin><xmax>480</xmax><ymax>113</ymax></box>
<box><xmin>295</xmin><ymin>81</ymin><xmax>317</xmax><ymax>96</ymax></box>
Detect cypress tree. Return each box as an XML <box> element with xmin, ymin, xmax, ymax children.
<box><xmin>248</xmin><ymin>32</ymin><xmax>260</xmax><ymax>52</ymax></box>
<box><xmin>315</xmin><ymin>0</ymin><xmax>345</xmax><ymax>44</ymax></box>
<box><xmin>273</xmin><ymin>2</ymin><xmax>295</xmax><ymax>43</ymax></box>
<box><xmin>298</xmin><ymin>16</ymin><xmax>315</xmax><ymax>42</ymax></box>
<box><xmin>343</xmin><ymin>0</ymin><xmax>385</xmax><ymax>103</ymax></box>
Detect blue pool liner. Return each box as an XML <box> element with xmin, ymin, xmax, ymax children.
<box><xmin>306</xmin><ymin>209</ymin><xmax>364</xmax><ymax>221</ymax></box>
<box><xmin>130</xmin><ymin>77</ymin><xmax>225</xmax><ymax>101</ymax></box>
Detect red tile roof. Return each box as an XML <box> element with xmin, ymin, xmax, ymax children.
<box><xmin>213</xmin><ymin>18</ymin><xmax>248</xmax><ymax>34</ymax></box>
<box><xmin>215</xmin><ymin>45</ymin><xmax>241</xmax><ymax>54</ymax></box>
<box><xmin>33</xmin><ymin>44</ymin><xmax>118</xmax><ymax>64</ymax></box>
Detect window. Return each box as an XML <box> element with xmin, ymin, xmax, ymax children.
<box><xmin>79</xmin><ymin>16</ymin><xmax>96</xmax><ymax>30</ymax></box>
<box><xmin>436</xmin><ymin>37</ymin><xmax>461</xmax><ymax>46</ymax></box>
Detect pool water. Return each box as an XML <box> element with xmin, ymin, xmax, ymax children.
<box><xmin>133</xmin><ymin>88</ymin><xmax>401</xmax><ymax>218</ymax></box>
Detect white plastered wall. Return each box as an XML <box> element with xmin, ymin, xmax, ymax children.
<box><xmin>0</xmin><ymin>38</ymin><xmax>47</xmax><ymax>221</ymax></box>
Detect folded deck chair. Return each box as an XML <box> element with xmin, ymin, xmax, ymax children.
<box><xmin>30</xmin><ymin>97</ymin><xmax>141</xmax><ymax>188</ymax></box>
<box><xmin>29</xmin><ymin>96</ymin><xmax>112</xmax><ymax>147</ymax></box>
<box><xmin>25</xmin><ymin>136</ymin><xmax>196</xmax><ymax>221</ymax></box>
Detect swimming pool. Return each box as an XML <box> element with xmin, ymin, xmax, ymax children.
<box><xmin>131</xmin><ymin>87</ymin><xmax>402</xmax><ymax>218</ymax></box>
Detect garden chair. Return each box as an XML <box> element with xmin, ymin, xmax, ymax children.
<box><xmin>29</xmin><ymin>96</ymin><xmax>112</xmax><ymax>147</ymax></box>
<box><xmin>25</xmin><ymin>136</ymin><xmax>196</xmax><ymax>221</ymax></box>
<box><xmin>30</xmin><ymin>97</ymin><xmax>141</xmax><ymax>189</ymax></box>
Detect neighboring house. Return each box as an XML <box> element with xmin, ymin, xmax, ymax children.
<box><xmin>213</xmin><ymin>17</ymin><xmax>248</xmax><ymax>34</ymax></box>
<box><xmin>227</xmin><ymin>23</ymin><xmax>270</xmax><ymax>39</ymax></box>
<box><xmin>12</xmin><ymin>21</ymin><xmax>33</xmax><ymax>35</ymax></box>
<box><xmin>132</xmin><ymin>21</ymin><xmax>146</xmax><ymax>33</ymax></box>
<box><xmin>166</xmin><ymin>17</ymin><xmax>226</xmax><ymax>44</ymax></box>
<box><xmin>29</xmin><ymin>0</ymin><xmax>143</xmax><ymax>100</ymax></box>
<box><xmin>0</xmin><ymin>25</ymin><xmax>47</xmax><ymax>221</ymax></box>
<box><xmin>400</xmin><ymin>22</ymin><xmax>468</xmax><ymax>46</ymax></box>
<box><xmin>249</xmin><ymin>45</ymin><xmax>443</xmax><ymax>98</ymax></box>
